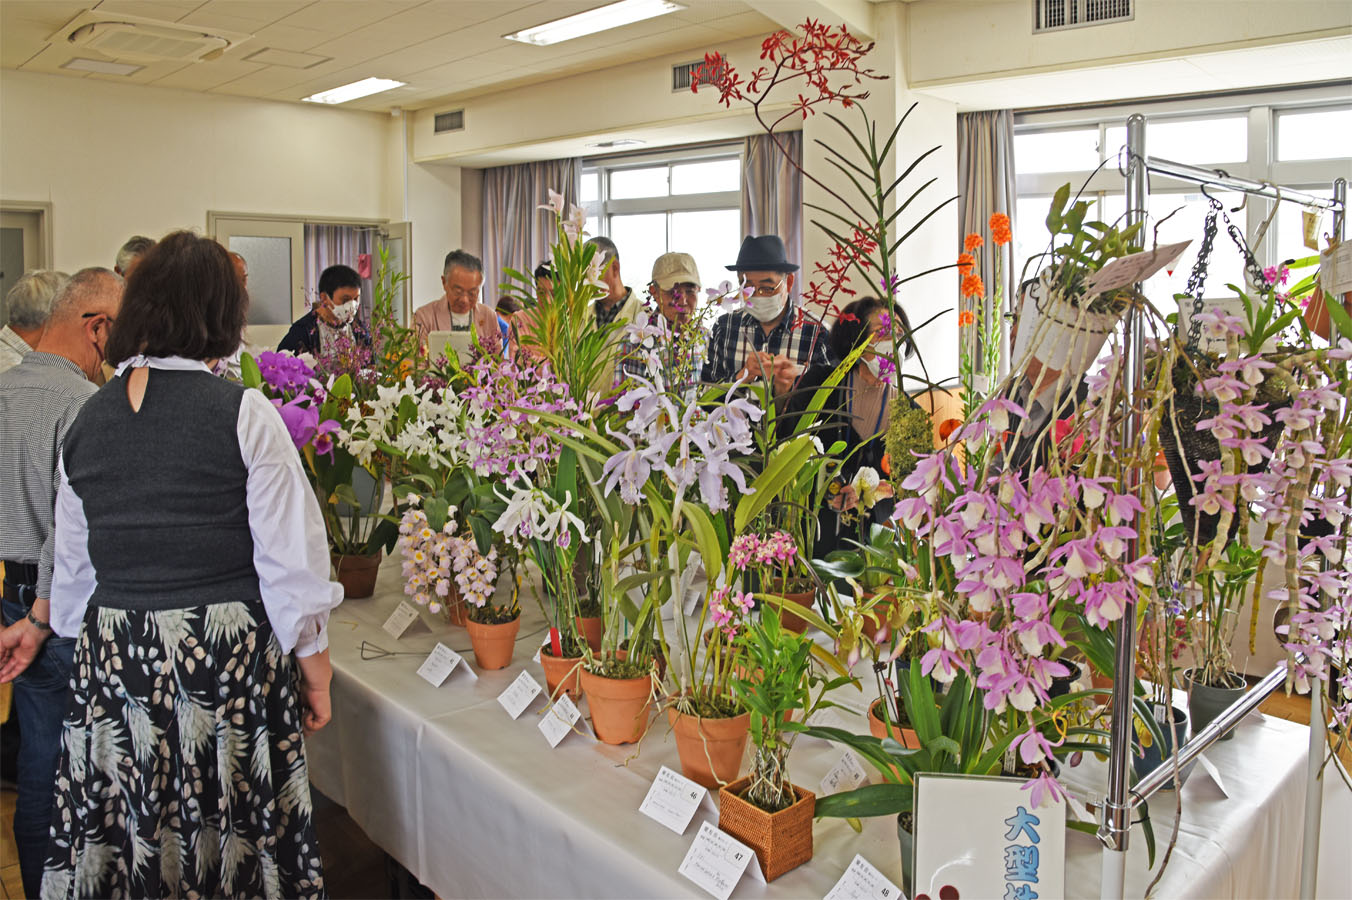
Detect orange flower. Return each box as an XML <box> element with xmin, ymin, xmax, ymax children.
<box><xmin>964</xmin><ymin>232</ymin><xmax>984</xmax><ymax>252</ymax></box>
<box><xmin>960</xmin><ymin>273</ymin><xmax>986</xmax><ymax>298</ymax></box>
<box><xmin>957</xmin><ymin>252</ymin><xmax>975</xmax><ymax>275</ymax></box>
<box><xmin>938</xmin><ymin>418</ymin><xmax>962</xmax><ymax>442</ymax></box>
<box><xmin>990</xmin><ymin>212</ymin><xmax>1012</xmax><ymax>246</ymax></box>
<box><xmin>958</xmin><ymin>309</ymin><xmax>976</xmax><ymax>327</ymax></box>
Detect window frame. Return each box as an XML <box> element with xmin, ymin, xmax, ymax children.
<box><xmin>582</xmin><ymin>143</ymin><xmax>742</xmax><ymax>242</ymax></box>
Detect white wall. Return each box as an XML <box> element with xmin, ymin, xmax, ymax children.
<box><xmin>906</xmin><ymin>0</ymin><xmax>1352</xmax><ymax>87</ymax></box>
<box><xmin>0</xmin><ymin>69</ymin><xmax>402</xmax><ymax>272</ymax></box>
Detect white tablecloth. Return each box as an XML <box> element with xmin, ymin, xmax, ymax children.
<box><xmin>307</xmin><ymin>560</ymin><xmax>1314</xmax><ymax>899</ymax></box>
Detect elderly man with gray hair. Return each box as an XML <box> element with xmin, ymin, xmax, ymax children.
<box><xmin>113</xmin><ymin>235</ymin><xmax>154</xmax><ymax>279</ymax></box>
<box><xmin>1</xmin><ymin>270</ymin><xmax>69</xmax><ymax>374</ymax></box>
<box><xmin>413</xmin><ymin>249</ymin><xmax>508</xmax><ymax>356</ymax></box>
<box><xmin>0</xmin><ymin>266</ymin><xmax>122</xmax><ymax>899</ymax></box>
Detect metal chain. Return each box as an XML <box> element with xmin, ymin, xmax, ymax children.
<box><xmin>1221</xmin><ymin>208</ymin><xmax>1268</xmax><ymax>288</ymax></box>
<box><xmin>1183</xmin><ymin>196</ymin><xmax>1222</xmax><ymax>349</ymax></box>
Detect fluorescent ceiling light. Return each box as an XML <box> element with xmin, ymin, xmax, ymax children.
<box><xmin>504</xmin><ymin>0</ymin><xmax>684</xmax><ymax>47</ymax></box>
<box><xmin>303</xmin><ymin>77</ymin><xmax>405</xmax><ymax>105</ymax></box>
<box><xmin>62</xmin><ymin>56</ymin><xmax>142</xmax><ymax>76</ymax></box>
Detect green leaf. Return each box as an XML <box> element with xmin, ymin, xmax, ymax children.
<box><xmin>734</xmin><ymin>435</ymin><xmax>815</xmax><ymax>533</ymax></box>
<box><xmin>1047</xmin><ymin>183</ymin><xmax>1071</xmax><ymax>232</ymax></box>
<box><xmin>813</xmin><ymin>782</ymin><xmax>914</xmax><ymax>819</ymax></box>
<box><xmin>240</xmin><ymin>353</ymin><xmax>262</xmax><ymax>389</ymax></box>
<box><xmin>424</xmin><ymin>497</ymin><xmax>451</xmax><ymax>533</ymax></box>
<box><xmin>1325</xmin><ymin>287</ymin><xmax>1352</xmax><ymax>339</ymax></box>
<box><xmin>330</xmin><ymin>373</ymin><xmax>353</xmax><ymax>400</ymax></box>
<box><xmin>682</xmin><ymin>504</ymin><xmax>726</xmax><ymax>584</ymax></box>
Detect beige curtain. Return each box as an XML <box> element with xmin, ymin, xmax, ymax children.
<box><xmin>481</xmin><ymin>159</ymin><xmax>581</xmax><ymax>306</ymax></box>
<box><xmin>957</xmin><ymin>110</ymin><xmax>1017</xmax><ymax>373</ymax></box>
<box><xmin>742</xmin><ymin>132</ymin><xmax>803</xmax><ymax>298</ymax></box>
<box><xmin>304</xmin><ymin>224</ymin><xmax>378</xmax><ymax>320</ymax></box>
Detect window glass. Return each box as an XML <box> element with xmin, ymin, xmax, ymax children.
<box><xmin>610</xmin><ymin>166</ymin><xmax>669</xmax><ymax>200</ymax></box>
<box><xmin>1100</xmin><ymin>191</ymin><xmax>1247</xmax><ymax>305</ymax></box>
<box><xmin>1277</xmin><ymin>108</ymin><xmax>1352</xmax><ymax>161</ymax></box>
<box><xmin>670</xmin><ymin>209</ymin><xmax>741</xmax><ymax>303</ymax></box>
<box><xmin>608</xmin><ymin>213</ymin><xmax>667</xmax><ymax>290</ymax></box>
<box><xmin>229</xmin><ymin>235</ymin><xmax>292</xmax><ymax>325</ymax></box>
<box><xmin>1104</xmin><ymin>116</ymin><xmax>1247</xmax><ymax>166</ymax></box>
<box><xmin>1014</xmin><ymin>128</ymin><xmax>1101</xmax><ymax>174</ymax></box>
<box><xmin>580</xmin><ymin>172</ymin><xmax>600</xmax><ymax>203</ymax></box>
<box><xmin>671</xmin><ymin>158</ymin><xmax>740</xmax><ymax>195</ymax></box>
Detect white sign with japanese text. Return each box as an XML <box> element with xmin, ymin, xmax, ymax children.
<box><xmin>913</xmin><ymin>773</ymin><xmax>1065</xmax><ymax>900</ymax></box>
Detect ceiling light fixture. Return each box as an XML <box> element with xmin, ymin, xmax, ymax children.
<box><xmin>303</xmin><ymin>76</ymin><xmax>406</xmax><ymax>105</ymax></box>
<box><xmin>504</xmin><ymin>0</ymin><xmax>684</xmax><ymax>47</ymax></box>
<box><xmin>61</xmin><ymin>57</ymin><xmax>143</xmax><ymax>76</ymax></box>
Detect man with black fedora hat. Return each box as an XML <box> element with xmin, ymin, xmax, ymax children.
<box><xmin>704</xmin><ymin>234</ymin><xmax>834</xmax><ymax>394</ymax></box>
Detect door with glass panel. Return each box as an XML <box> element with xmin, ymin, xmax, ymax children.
<box><xmin>209</xmin><ymin>215</ymin><xmax>305</xmax><ymax>350</ymax></box>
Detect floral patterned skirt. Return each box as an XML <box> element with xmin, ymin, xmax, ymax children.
<box><xmin>41</xmin><ymin>602</ymin><xmax>326</xmax><ymax>900</ymax></box>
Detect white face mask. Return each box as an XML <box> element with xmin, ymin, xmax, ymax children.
<box><xmin>747</xmin><ymin>290</ymin><xmax>786</xmax><ymax>323</ymax></box>
<box><xmin>873</xmin><ymin>339</ymin><xmax>894</xmax><ymax>357</ymax></box>
<box><xmin>863</xmin><ymin>355</ymin><xmax>884</xmax><ymax>378</ymax></box>
<box><xmin>330</xmin><ymin>299</ymin><xmax>359</xmax><ymax>326</ymax></box>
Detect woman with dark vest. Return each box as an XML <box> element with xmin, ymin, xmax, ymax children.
<box><xmin>783</xmin><ymin>295</ymin><xmax>920</xmax><ymax>558</ymax></box>
<box><xmin>42</xmin><ymin>231</ymin><xmax>340</xmax><ymax>898</ymax></box>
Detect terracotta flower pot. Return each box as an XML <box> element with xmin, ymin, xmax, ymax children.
<box><xmin>718</xmin><ymin>775</ymin><xmax>815</xmax><ymax>881</ymax></box>
<box><xmin>580</xmin><ymin>665</ymin><xmax>653</xmax><ymax>745</ymax></box>
<box><xmin>768</xmin><ymin>585</ymin><xmax>814</xmax><ymax>635</ymax></box>
<box><xmin>667</xmin><ymin>707</ymin><xmax>751</xmax><ymax>789</ymax></box>
<box><xmin>539</xmin><ymin>646</ymin><xmax>583</xmax><ymax>701</ymax></box>
<box><xmin>332</xmin><ymin>551</ymin><xmax>381</xmax><ymax>599</ymax></box>
<box><xmin>575</xmin><ymin>615</ymin><xmax>604</xmax><ymax>651</ymax></box>
<box><xmin>465</xmin><ymin>615</ymin><xmax>520</xmax><ymax>670</ymax></box>
<box><xmin>867</xmin><ymin>698</ymin><xmax>919</xmax><ymax>749</ymax></box>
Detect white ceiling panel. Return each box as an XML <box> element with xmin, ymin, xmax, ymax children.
<box><xmin>181</xmin><ymin>1</ymin><xmax>313</xmax><ymax>28</ymax></box>
<box><xmin>246</xmin><ymin>22</ymin><xmax>331</xmax><ymax>52</ymax></box>
<box><xmin>272</xmin><ymin>0</ymin><xmax>422</xmax><ymax>34</ymax></box>
<box><xmin>91</xmin><ymin>0</ymin><xmax>206</xmax><ymax>20</ymax></box>
<box><xmin>148</xmin><ymin>56</ymin><xmax>267</xmax><ymax>91</ymax></box>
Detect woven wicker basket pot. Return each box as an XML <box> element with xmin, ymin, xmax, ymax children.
<box><xmin>718</xmin><ymin>775</ymin><xmax>815</xmax><ymax>881</ymax></box>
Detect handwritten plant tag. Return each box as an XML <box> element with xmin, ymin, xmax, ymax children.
<box><xmin>824</xmin><ymin>854</ymin><xmax>904</xmax><ymax>900</ymax></box>
<box><xmin>1082</xmin><ymin>240</ymin><xmax>1191</xmax><ymax>296</ymax></box>
<box><xmin>820</xmin><ymin>751</ymin><xmax>869</xmax><ymax>796</ymax></box>
<box><xmin>497</xmin><ymin>670</ymin><xmax>543</xmax><ymax>720</ymax></box>
<box><xmin>539</xmin><ymin>693</ymin><xmax>582</xmax><ymax>748</ymax></box>
<box><xmin>416</xmin><ymin>643</ymin><xmax>474</xmax><ymax>687</ymax></box>
<box><xmin>678</xmin><ymin>820</ymin><xmax>763</xmax><ymax>900</ymax></box>
<box><xmin>639</xmin><ymin>766</ymin><xmax>715</xmax><ymax>835</ymax></box>
<box><xmin>382</xmin><ymin>601</ymin><xmax>427</xmax><ymax>639</ymax></box>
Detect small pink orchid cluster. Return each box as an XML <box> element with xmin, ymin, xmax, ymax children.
<box><xmin>728</xmin><ymin>531</ymin><xmax>799</xmax><ymax>570</ymax></box>
<box><xmin>398</xmin><ymin>507</ymin><xmax>500</xmax><ymax>614</ymax></box>
<box><xmin>709</xmin><ymin>586</ymin><xmax>756</xmax><ymax>638</ymax></box>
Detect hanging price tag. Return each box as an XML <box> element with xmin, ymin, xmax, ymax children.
<box><xmin>1302</xmin><ymin>209</ymin><xmax>1321</xmax><ymax>251</ymax></box>
<box><xmin>824</xmin><ymin>854</ymin><xmax>904</xmax><ymax>900</ymax></box>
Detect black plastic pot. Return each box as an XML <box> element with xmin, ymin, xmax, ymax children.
<box><xmin>1184</xmin><ymin>668</ymin><xmax>1248</xmax><ymax>743</ymax></box>
<box><xmin>1048</xmin><ymin>660</ymin><xmax>1084</xmax><ymax>698</ymax></box>
<box><xmin>1133</xmin><ymin>703</ymin><xmax>1192</xmax><ymax>787</ymax></box>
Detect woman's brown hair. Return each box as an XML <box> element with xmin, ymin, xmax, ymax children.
<box><xmin>105</xmin><ymin>231</ymin><xmax>247</xmax><ymax>364</ymax></box>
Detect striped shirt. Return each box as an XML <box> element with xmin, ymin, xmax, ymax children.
<box><xmin>702</xmin><ymin>299</ymin><xmax>835</xmax><ymax>383</ymax></box>
<box><xmin>0</xmin><ymin>352</ymin><xmax>96</xmax><ymax>598</ymax></box>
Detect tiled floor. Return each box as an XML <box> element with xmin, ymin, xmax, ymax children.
<box><xmin>0</xmin><ymin>690</ymin><xmax>1344</xmax><ymax>899</ymax></box>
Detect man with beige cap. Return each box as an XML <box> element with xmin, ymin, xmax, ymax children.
<box><xmin>617</xmin><ymin>251</ymin><xmax>705</xmax><ymax>389</ymax></box>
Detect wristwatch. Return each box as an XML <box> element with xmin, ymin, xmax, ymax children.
<box><xmin>25</xmin><ymin>609</ymin><xmax>52</xmax><ymax>632</ymax></box>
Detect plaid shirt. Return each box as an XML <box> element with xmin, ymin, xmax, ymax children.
<box><xmin>702</xmin><ymin>299</ymin><xmax>835</xmax><ymax>383</ymax></box>
<box><xmin>617</xmin><ymin>309</ymin><xmax>705</xmax><ymax>392</ymax></box>
<box><xmin>594</xmin><ymin>288</ymin><xmax>633</xmax><ymax>328</ymax></box>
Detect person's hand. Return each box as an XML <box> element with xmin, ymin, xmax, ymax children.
<box><xmin>0</xmin><ymin>619</ymin><xmax>48</xmax><ymax>683</ymax></box>
<box><xmin>741</xmin><ymin>351</ymin><xmax>776</xmax><ymax>380</ymax></box>
<box><xmin>296</xmin><ymin>650</ymin><xmax>333</xmax><ymax>736</ymax></box>
<box><xmin>771</xmin><ymin>355</ymin><xmax>801</xmax><ymax>396</ymax></box>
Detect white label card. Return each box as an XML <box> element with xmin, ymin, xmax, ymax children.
<box><xmin>497</xmin><ymin>670</ymin><xmax>543</xmax><ymax>720</ymax></box>
<box><xmin>639</xmin><ymin>766</ymin><xmax>712</xmax><ymax>835</ymax></box>
<box><xmin>416</xmin><ymin>643</ymin><xmax>475</xmax><ymax>687</ymax></box>
<box><xmin>1195</xmin><ymin>754</ymin><xmax>1229</xmax><ymax>798</ymax></box>
<box><xmin>382</xmin><ymin>601</ymin><xmax>423</xmax><ymax>639</ymax></box>
<box><xmin>678</xmin><ymin>820</ymin><xmax>761</xmax><ymax>900</ymax></box>
<box><xmin>824</xmin><ymin>854</ymin><xmax>904</xmax><ymax>900</ymax></box>
<box><xmin>539</xmin><ymin>693</ymin><xmax>582</xmax><ymax>748</ymax></box>
<box><xmin>820</xmin><ymin>751</ymin><xmax>869</xmax><ymax>796</ymax></box>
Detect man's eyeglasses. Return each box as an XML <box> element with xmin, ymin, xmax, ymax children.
<box><xmin>650</xmin><ymin>283</ymin><xmax>699</xmax><ymax>298</ymax></box>
<box><xmin>739</xmin><ymin>279</ymin><xmax>784</xmax><ymax>297</ymax></box>
<box><xmin>82</xmin><ymin>312</ymin><xmax>115</xmax><ymax>325</ymax></box>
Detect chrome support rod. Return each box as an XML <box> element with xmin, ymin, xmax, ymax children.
<box><xmin>1298</xmin><ymin>176</ymin><xmax>1344</xmax><ymax>900</ymax></box>
<box><xmin>1142</xmin><ymin>156</ymin><xmax>1344</xmax><ymax>211</ymax></box>
<box><xmin>1129</xmin><ymin>663</ymin><xmax>1286</xmax><ymax>806</ymax></box>
<box><xmin>1098</xmin><ymin>112</ymin><xmax>1149</xmax><ymax>900</ymax></box>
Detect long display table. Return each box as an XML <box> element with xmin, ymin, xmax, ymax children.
<box><xmin>306</xmin><ymin>561</ymin><xmax>1311</xmax><ymax>899</ymax></box>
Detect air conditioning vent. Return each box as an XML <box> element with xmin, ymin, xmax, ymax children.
<box><xmin>434</xmin><ymin>110</ymin><xmax>465</xmax><ymax>134</ymax></box>
<box><xmin>672</xmin><ymin>59</ymin><xmax>704</xmax><ymax>92</ymax></box>
<box><xmin>1034</xmin><ymin>0</ymin><xmax>1132</xmax><ymax>32</ymax></box>
<box><xmin>52</xmin><ymin>11</ymin><xmax>250</xmax><ymax>63</ymax></box>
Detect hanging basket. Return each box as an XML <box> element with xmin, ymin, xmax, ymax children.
<box><xmin>1159</xmin><ymin>380</ymin><xmax>1288</xmax><ymax>546</ymax></box>
<box><xmin>1011</xmin><ymin>270</ymin><xmax>1125</xmax><ymax>388</ymax></box>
